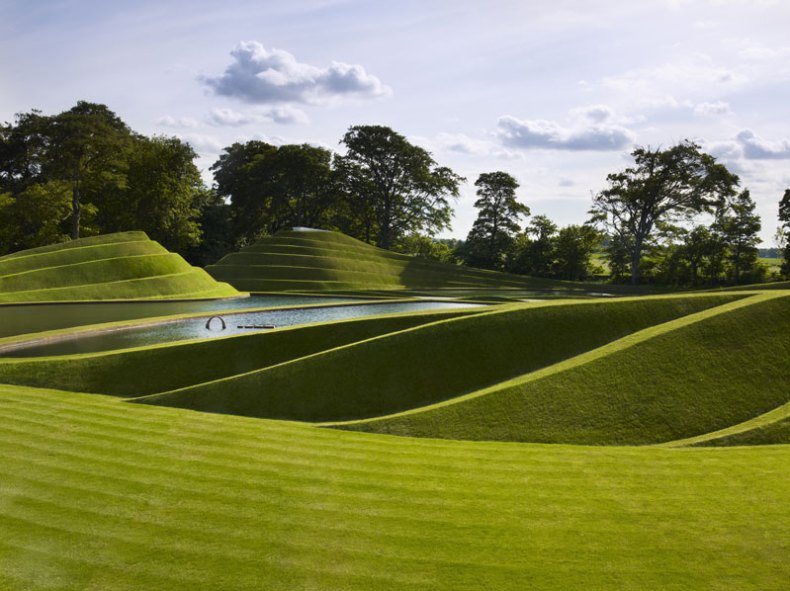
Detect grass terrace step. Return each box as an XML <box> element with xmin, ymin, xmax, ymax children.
<box><xmin>208</xmin><ymin>230</ymin><xmax>585</xmax><ymax>293</ymax></box>
<box><xmin>0</xmin><ymin>232</ymin><xmax>240</xmax><ymax>303</ymax></box>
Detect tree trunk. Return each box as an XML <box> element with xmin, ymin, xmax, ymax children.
<box><xmin>630</xmin><ymin>239</ymin><xmax>642</xmax><ymax>285</ymax></box>
<box><xmin>70</xmin><ymin>183</ymin><xmax>81</xmax><ymax>240</ymax></box>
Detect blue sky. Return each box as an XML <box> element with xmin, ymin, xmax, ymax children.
<box><xmin>2</xmin><ymin>0</ymin><xmax>789</xmax><ymax>243</ymax></box>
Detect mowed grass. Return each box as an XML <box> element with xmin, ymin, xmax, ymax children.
<box><xmin>134</xmin><ymin>295</ymin><xmax>738</xmax><ymax>422</ymax></box>
<box><xmin>0</xmin><ymin>384</ymin><xmax>788</xmax><ymax>591</ymax></box>
<box><xmin>207</xmin><ymin>229</ymin><xmax>590</xmax><ymax>293</ymax></box>
<box><xmin>0</xmin><ymin>232</ymin><xmax>239</xmax><ymax>302</ymax></box>
<box><xmin>0</xmin><ymin>307</ymin><xmax>482</xmax><ymax>396</ymax></box>
<box><xmin>343</xmin><ymin>293</ymin><xmax>790</xmax><ymax>445</ymax></box>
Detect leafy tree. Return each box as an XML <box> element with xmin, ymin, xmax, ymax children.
<box><xmin>0</xmin><ymin>182</ymin><xmax>72</xmax><ymax>254</ymax></box>
<box><xmin>590</xmin><ymin>141</ymin><xmax>739</xmax><ymax>284</ymax></box>
<box><xmin>336</xmin><ymin>125</ymin><xmax>463</xmax><ymax>249</ymax></box>
<box><xmin>780</xmin><ymin>189</ymin><xmax>790</xmax><ymax>277</ymax></box>
<box><xmin>43</xmin><ymin>102</ymin><xmax>133</xmax><ymax>239</ymax></box>
<box><xmin>463</xmin><ymin>172</ymin><xmax>529</xmax><ymax>270</ymax></box>
<box><xmin>211</xmin><ymin>141</ymin><xmax>279</xmax><ymax>244</ymax></box>
<box><xmin>393</xmin><ymin>233</ymin><xmax>458</xmax><ymax>264</ymax></box>
<box><xmin>508</xmin><ymin>215</ymin><xmax>557</xmax><ymax>276</ymax></box>
<box><xmin>270</xmin><ymin>144</ymin><xmax>335</xmax><ymax>229</ymax></box>
<box><xmin>552</xmin><ymin>225</ymin><xmax>600</xmax><ymax>281</ymax></box>
<box><xmin>211</xmin><ymin>141</ymin><xmax>336</xmax><ymax>245</ymax></box>
<box><xmin>715</xmin><ymin>190</ymin><xmax>761</xmax><ymax>283</ymax></box>
<box><xmin>108</xmin><ymin>136</ymin><xmax>206</xmax><ymax>253</ymax></box>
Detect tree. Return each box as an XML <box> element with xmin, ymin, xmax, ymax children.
<box><xmin>508</xmin><ymin>214</ymin><xmax>557</xmax><ymax>276</ymax></box>
<box><xmin>462</xmin><ymin>172</ymin><xmax>529</xmax><ymax>270</ymax></box>
<box><xmin>211</xmin><ymin>141</ymin><xmax>336</xmax><ymax>245</ymax></box>
<box><xmin>44</xmin><ymin>102</ymin><xmax>133</xmax><ymax>239</ymax></box>
<box><xmin>211</xmin><ymin>141</ymin><xmax>279</xmax><ymax>244</ymax></box>
<box><xmin>105</xmin><ymin>136</ymin><xmax>206</xmax><ymax>253</ymax></box>
<box><xmin>0</xmin><ymin>181</ymin><xmax>72</xmax><ymax>254</ymax></box>
<box><xmin>780</xmin><ymin>189</ymin><xmax>790</xmax><ymax>278</ymax></box>
<box><xmin>715</xmin><ymin>190</ymin><xmax>761</xmax><ymax>283</ymax></box>
<box><xmin>553</xmin><ymin>225</ymin><xmax>600</xmax><ymax>281</ymax></box>
<box><xmin>590</xmin><ymin>141</ymin><xmax>739</xmax><ymax>284</ymax></box>
<box><xmin>336</xmin><ymin>125</ymin><xmax>463</xmax><ymax>249</ymax></box>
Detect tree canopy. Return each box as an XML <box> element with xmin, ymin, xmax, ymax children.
<box><xmin>590</xmin><ymin>140</ymin><xmax>739</xmax><ymax>284</ymax></box>
<box><xmin>335</xmin><ymin>125</ymin><xmax>463</xmax><ymax>249</ymax></box>
<box><xmin>462</xmin><ymin>171</ymin><xmax>529</xmax><ymax>270</ymax></box>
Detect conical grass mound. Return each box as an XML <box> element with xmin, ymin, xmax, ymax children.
<box><xmin>0</xmin><ymin>231</ymin><xmax>240</xmax><ymax>303</ymax></box>
<box><xmin>206</xmin><ymin>229</ymin><xmax>582</xmax><ymax>292</ymax></box>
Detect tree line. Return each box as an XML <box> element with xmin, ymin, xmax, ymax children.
<box><xmin>1</xmin><ymin>101</ymin><xmax>787</xmax><ymax>285</ymax></box>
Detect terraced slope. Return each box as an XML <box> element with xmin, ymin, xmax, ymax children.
<box><xmin>0</xmin><ymin>307</ymin><xmax>482</xmax><ymax>396</ymax></box>
<box><xmin>1</xmin><ymin>384</ymin><xmax>788</xmax><ymax>591</ymax></box>
<box><xmin>0</xmin><ymin>232</ymin><xmax>239</xmax><ymax>303</ymax></box>
<box><xmin>135</xmin><ymin>295</ymin><xmax>738</xmax><ymax>421</ymax></box>
<box><xmin>342</xmin><ymin>292</ymin><xmax>790</xmax><ymax>445</ymax></box>
<box><xmin>207</xmin><ymin>229</ymin><xmax>583</xmax><ymax>292</ymax></box>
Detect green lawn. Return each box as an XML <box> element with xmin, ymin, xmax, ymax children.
<box><xmin>1</xmin><ymin>384</ymin><xmax>788</xmax><ymax>591</ymax></box>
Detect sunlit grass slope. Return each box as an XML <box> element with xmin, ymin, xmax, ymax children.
<box><xmin>0</xmin><ymin>307</ymin><xmax>481</xmax><ymax>396</ymax></box>
<box><xmin>137</xmin><ymin>295</ymin><xmax>737</xmax><ymax>421</ymax></box>
<box><xmin>0</xmin><ymin>231</ymin><xmax>239</xmax><ymax>302</ymax></box>
<box><xmin>207</xmin><ymin>229</ymin><xmax>585</xmax><ymax>292</ymax></box>
<box><xmin>344</xmin><ymin>293</ymin><xmax>790</xmax><ymax>445</ymax></box>
<box><xmin>0</xmin><ymin>384</ymin><xmax>788</xmax><ymax>591</ymax></box>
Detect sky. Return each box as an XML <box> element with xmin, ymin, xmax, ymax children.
<box><xmin>2</xmin><ymin>0</ymin><xmax>789</xmax><ymax>244</ymax></box>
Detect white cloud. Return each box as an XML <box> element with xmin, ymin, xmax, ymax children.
<box><xmin>202</xmin><ymin>41</ymin><xmax>390</xmax><ymax>104</ymax></box>
<box><xmin>693</xmin><ymin>101</ymin><xmax>733</xmax><ymax>117</ymax></box>
<box><xmin>207</xmin><ymin>105</ymin><xmax>309</xmax><ymax>126</ymax></box>
<box><xmin>597</xmin><ymin>55</ymin><xmax>747</xmax><ymax>108</ymax></box>
<box><xmin>433</xmin><ymin>132</ymin><xmax>492</xmax><ymax>155</ymax></box>
<box><xmin>497</xmin><ymin>107</ymin><xmax>636</xmax><ymax>151</ymax></box>
<box><xmin>736</xmin><ymin>130</ymin><xmax>790</xmax><ymax>159</ymax></box>
<box><xmin>156</xmin><ymin>115</ymin><xmax>199</xmax><ymax>128</ymax></box>
<box><xmin>176</xmin><ymin>134</ymin><xmax>224</xmax><ymax>153</ymax></box>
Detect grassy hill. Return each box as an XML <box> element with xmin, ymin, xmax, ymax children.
<box><xmin>206</xmin><ymin>229</ymin><xmax>589</xmax><ymax>293</ymax></box>
<box><xmin>0</xmin><ymin>232</ymin><xmax>240</xmax><ymax>303</ymax></box>
<box><xmin>134</xmin><ymin>294</ymin><xmax>741</xmax><ymax>422</ymax></box>
<box><xmin>0</xmin><ymin>383</ymin><xmax>787</xmax><ymax>591</ymax></box>
<box><xmin>341</xmin><ymin>292</ymin><xmax>790</xmax><ymax>445</ymax></box>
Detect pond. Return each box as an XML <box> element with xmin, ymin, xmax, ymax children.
<box><xmin>2</xmin><ymin>300</ymin><xmax>482</xmax><ymax>357</ymax></box>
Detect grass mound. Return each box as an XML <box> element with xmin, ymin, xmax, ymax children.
<box><xmin>136</xmin><ymin>295</ymin><xmax>738</xmax><ymax>421</ymax></box>
<box><xmin>207</xmin><ymin>229</ymin><xmax>588</xmax><ymax>293</ymax></box>
<box><xmin>0</xmin><ymin>384</ymin><xmax>788</xmax><ymax>590</ymax></box>
<box><xmin>343</xmin><ymin>293</ymin><xmax>790</xmax><ymax>445</ymax></box>
<box><xmin>0</xmin><ymin>307</ymin><xmax>481</xmax><ymax>396</ymax></box>
<box><xmin>0</xmin><ymin>232</ymin><xmax>239</xmax><ymax>302</ymax></box>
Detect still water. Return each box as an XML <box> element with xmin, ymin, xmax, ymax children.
<box><xmin>3</xmin><ymin>300</ymin><xmax>481</xmax><ymax>357</ymax></box>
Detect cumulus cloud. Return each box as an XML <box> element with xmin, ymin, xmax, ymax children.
<box><xmin>156</xmin><ymin>115</ymin><xmax>199</xmax><ymax>128</ymax></box>
<box><xmin>207</xmin><ymin>106</ymin><xmax>309</xmax><ymax>126</ymax></box>
<box><xmin>736</xmin><ymin>130</ymin><xmax>790</xmax><ymax>159</ymax></box>
<box><xmin>497</xmin><ymin>107</ymin><xmax>635</xmax><ymax>151</ymax></box>
<box><xmin>202</xmin><ymin>41</ymin><xmax>390</xmax><ymax>104</ymax></box>
<box><xmin>176</xmin><ymin>134</ymin><xmax>224</xmax><ymax>153</ymax></box>
<box><xmin>434</xmin><ymin>132</ymin><xmax>491</xmax><ymax>155</ymax></box>
<box><xmin>693</xmin><ymin>101</ymin><xmax>733</xmax><ymax>117</ymax></box>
